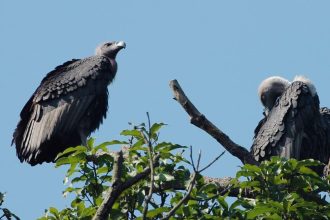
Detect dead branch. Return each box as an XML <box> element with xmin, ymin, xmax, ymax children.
<box><xmin>169</xmin><ymin>79</ymin><xmax>258</xmax><ymax>165</ymax></box>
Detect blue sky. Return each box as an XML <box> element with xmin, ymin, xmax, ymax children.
<box><xmin>1</xmin><ymin>1</ymin><xmax>330</xmax><ymax>219</ymax></box>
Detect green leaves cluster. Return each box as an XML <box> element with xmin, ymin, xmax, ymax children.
<box><xmin>37</xmin><ymin>121</ymin><xmax>330</xmax><ymax>219</ymax></box>
<box><xmin>233</xmin><ymin>157</ymin><xmax>330</xmax><ymax>219</ymax></box>
<box><xmin>38</xmin><ymin>122</ymin><xmax>190</xmax><ymax>220</ymax></box>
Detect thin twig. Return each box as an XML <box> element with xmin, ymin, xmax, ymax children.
<box><xmin>189</xmin><ymin>146</ymin><xmax>196</xmax><ymax>171</ymax></box>
<box><xmin>199</xmin><ymin>151</ymin><xmax>226</xmax><ymax>173</ymax></box>
<box><xmin>141</xmin><ymin>130</ymin><xmax>156</xmax><ymax>219</ymax></box>
<box><xmin>146</xmin><ymin>112</ymin><xmax>151</xmax><ymax>134</ymax></box>
<box><xmin>161</xmin><ymin>172</ymin><xmax>197</xmax><ymax>220</ymax></box>
<box><xmin>169</xmin><ymin>79</ymin><xmax>258</xmax><ymax>165</ymax></box>
<box><xmin>196</xmin><ymin>150</ymin><xmax>202</xmax><ymax>171</ymax></box>
<box><xmin>160</xmin><ymin>149</ymin><xmax>223</xmax><ymax>219</ymax></box>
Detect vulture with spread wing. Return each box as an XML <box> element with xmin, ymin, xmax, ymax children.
<box><xmin>251</xmin><ymin>76</ymin><xmax>330</xmax><ymax>173</ymax></box>
<box><xmin>12</xmin><ymin>41</ymin><xmax>126</xmax><ymax>165</ymax></box>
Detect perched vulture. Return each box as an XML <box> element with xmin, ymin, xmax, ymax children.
<box><xmin>12</xmin><ymin>41</ymin><xmax>126</xmax><ymax>165</ymax></box>
<box><xmin>251</xmin><ymin>76</ymin><xmax>330</xmax><ymax>172</ymax></box>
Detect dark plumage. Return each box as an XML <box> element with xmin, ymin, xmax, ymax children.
<box><xmin>251</xmin><ymin>76</ymin><xmax>330</xmax><ymax>173</ymax></box>
<box><xmin>12</xmin><ymin>41</ymin><xmax>126</xmax><ymax>165</ymax></box>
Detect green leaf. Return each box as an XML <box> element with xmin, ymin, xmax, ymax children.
<box><xmin>130</xmin><ymin>145</ymin><xmax>148</xmax><ymax>152</ymax></box>
<box><xmin>150</xmin><ymin>123</ymin><xmax>166</xmax><ymax>136</ymax></box>
<box><xmin>147</xmin><ymin>207</ymin><xmax>170</xmax><ymax>218</ymax></box>
<box><xmin>49</xmin><ymin>207</ymin><xmax>60</xmax><ymax>218</ymax></box>
<box><xmin>239</xmin><ymin>180</ymin><xmax>260</xmax><ymax>188</ymax></box>
<box><xmin>66</xmin><ymin>162</ymin><xmax>78</xmax><ymax>177</ymax></box>
<box><xmin>120</xmin><ymin>129</ymin><xmax>143</xmax><ymax>138</ymax></box>
<box><xmin>236</xmin><ymin>170</ymin><xmax>257</xmax><ymax>178</ymax></box>
<box><xmin>56</xmin><ymin>152</ymin><xmax>86</xmax><ymax>167</ymax></box>
<box><xmin>94</xmin><ymin>140</ymin><xmax>128</xmax><ymax>152</ymax></box>
<box><xmin>243</xmin><ymin>164</ymin><xmax>261</xmax><ymax>173</ymax></box>
<box><xmin>273</xmin><ymin>175</ymin><xmax>287</xmax><ymax>185</ymax></box>
<box><xmin>55</xmin><ymin>157</ymin><xmax>71</xmax><ymax>167</ymax></box>
<box><xmin>56</xmin><ymin>146</ymin><xmax>87</xmax><ymax>159</ymax></box>
<box><xmin>154</xmin><ymin>142</ymin><xmax>172</xmax><ymax>151</ymax></box>
<box><xmin>199</xmin><ymin>183</ymin><xmax>217</xmax><ymax>193</ymax></box>
<box><xmin>96</xmin><ymin>166</ymin><xmax>109</xmax><ymax>174</ymax></box>
<box><xmin>86</xmin><ymin>138</ymin><xmax>95</xmax><ymax>150</ymax></box>
<box><xmin>229</xmin><ymin>199</ymin><xmax>244</xmax><ymax>212</ymax></box>
<box><xmin>80</xmin><ymin>207</ymin><xmax>95</xmax><ymax>217</ymax></box>
<box><xmin>246</xmin><ymin>205</ymin><xmax>276</xmax><ymax>219</ymax></box>
<box><xmin>298</xmin><ymin>166</ymin><xmax>319</xmax><ymax>177</ymax></box>
<box><xmin>297</xmin><ymin>159</ymin><xmax>322</xmax><ymax>168</ymax></box>
<box><xmin>157</xmin><ymin>143</ymin><xmax>187</xmax><ymax>153</ymax></box>
<box><xmin>217</xmin><ymin>197</ymin><xmax>228</xmax><ymax>211</ymax></box>
<box><xmin>131</xmin><ymin>138</ymin><xmax>145</xmax><ymax>148</ymax></box>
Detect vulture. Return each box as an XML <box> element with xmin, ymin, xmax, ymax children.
<box><xmin>12</xmin><ymin>41</ymin><xmax>126</xmax><ymax>165</ymax></box>
<box><xmin>251</xmin><ymin>76</ymin><xmax>330</xmax><ymax>173</ymax></box>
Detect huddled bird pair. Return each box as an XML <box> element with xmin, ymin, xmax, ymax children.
<box><xmin>251</xmin><ymin>76</ymin><xmax>330</xmax><ymax>163</ymax></box>
<box><xmin>11</xmin><ymin>41</ymin><xmax>330</xmax><ymax>172</ymax></box>
<box><xmin>253</xmin><ymin>76</ymin><xmax>330</xmax><ymax>170</ymax></box>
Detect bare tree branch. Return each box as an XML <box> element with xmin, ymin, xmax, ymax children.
<box><xmin>169</xmin><ymin>79</ymin><xmax>258</xmax><ymax>165</ymax></box>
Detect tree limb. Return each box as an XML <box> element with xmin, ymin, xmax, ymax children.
<box><xmin>141</xmin><ymin>130</ymin><xmax>156</xmax><ymax>219</ymax></box>
<box><xmin>92</xmin><ymin>154</ymin><xmax>161</xmax><ymax>220</ymax></box>
<box><xmin>169</xmin><ymin>79</ymin><xmax>258</xmax><ymax>165</ymax></box>
<box><xmin>155</xmin><ymin>176</ymin><xmax>254</xmax><ymax>198</ymax></box>
<box><xmin>92</xmin><ymin>151</ymin><xmax>124</xmax><ymax>220</ymax></box>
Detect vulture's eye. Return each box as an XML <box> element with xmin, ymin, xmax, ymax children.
<box><xmin>105</xmin><ymin>43</ymin><xmax>112</xmax><ymax>46</ymax></box>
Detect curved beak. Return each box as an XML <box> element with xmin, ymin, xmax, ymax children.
<box><xmin>116</xmin><ymin>41</ymin><xmax>126</xmax><ymax>49</ymax></box>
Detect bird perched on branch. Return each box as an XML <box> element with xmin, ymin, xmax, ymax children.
<box><xmin>12</xmin><ymin>41</ymin><xmax>126</xmax><ymax>165</ymax></box>
<box><xmin>251</xmin><ymin>76</ymin><xmax>330</xmax><ymax>173</ymax></box>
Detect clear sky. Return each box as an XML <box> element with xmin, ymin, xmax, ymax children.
<box><xmin>1</xmin><ymin>1</ymin><xmax>330</xmax><ymax>219</ymax></box>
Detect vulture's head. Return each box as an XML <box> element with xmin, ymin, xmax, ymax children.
<box><xmin>258</xmin><ymin>76</ymin><xmax>290</xmax><ymax>115</ymax></box>
<box><xmin>95</xmin><ymin>41</ymin><xmax>126</xmax><ymax>59</ymax></box>
<box><xmin>258</xmin><ymin>75</ymin><xmax>317</xmax><ymax>116</ymax></box>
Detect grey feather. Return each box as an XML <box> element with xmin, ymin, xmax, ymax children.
<box><xmin>252</xmin><ymin>81</ymin><xmax>321</xmax><ymax>161</ymax></box>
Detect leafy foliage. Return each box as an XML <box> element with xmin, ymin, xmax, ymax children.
<box><xmin>38</xmin><ymin>122</ymin><xmax>191</xmax><ymax>220</ymax></box>
<box><xmin>234</xmin><ymin>157</ymin><xmax>330</xmax><ymax>219</ymax></box>
<box><xmin>37</xmin><ymin>122</ymin><xmax>330</xmax><ymax>219</ymax></box>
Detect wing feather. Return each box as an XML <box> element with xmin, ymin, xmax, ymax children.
<box><xmin>12</xmin><ymin>55</ymin><xmax>116</xmax><ymax>165</ymax></box>
<box><xmin>251</xmin><ymin>81</ymin><xmax>321</xmax><ymax>161</ymax></box>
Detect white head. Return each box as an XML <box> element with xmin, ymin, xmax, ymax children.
<box><xmin>95</xmin><ymin>41</ymin><xmax>126</xmax><ymax>59</ymax></box>
<box><xmin>258</xmin><ymin>75</ymin><xmax>317</xmax><ymax>115</ymax></box>
<box><xmin>258</xmin><ymin>76</ymin><xmax>290</xmax><ymax>114</ymax></box>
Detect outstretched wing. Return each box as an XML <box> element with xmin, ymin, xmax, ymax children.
<box><xmin>12</xmin><ymin>56</ymin><xmax>115</xmax><ymax>165</ymax></box>
<box><xmin>251</xmin><ymin>81</ymin><xmax>323</xmax><ymax>162</ymax></box>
